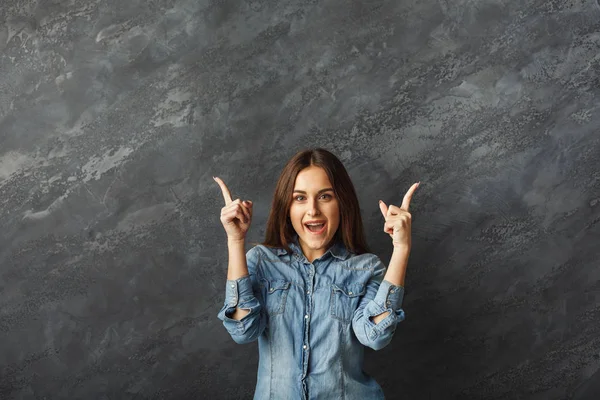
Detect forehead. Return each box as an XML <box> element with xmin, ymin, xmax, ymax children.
<box><xmin>293</xmin><ymin>166</ymin><xmax>332</xmax><ymax>189</ymax></box>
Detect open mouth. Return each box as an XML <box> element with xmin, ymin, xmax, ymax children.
<box><xmin>305</xmin><ymin>222</ymin><xmax>326</xmax><ymax>235</ymax></box>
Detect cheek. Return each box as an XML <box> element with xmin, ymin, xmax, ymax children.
<box><xmin>289</xmin><ymin>208</ymin><xmax>301</xmax><ymax>224</ymax></box>
<box><xmin>328</xmin><ymin>206</ymin><xmax>340</xmax><ymax>226</ymax></box>
<box><xmin>327</xmin><ymin>207</ymin><xmax>337</xmax><ymax>219</ymax></box>
<box><xmin>332</xmin><ymin>216</ymin><xmax>340</xmax><ymax>229</ymax></box>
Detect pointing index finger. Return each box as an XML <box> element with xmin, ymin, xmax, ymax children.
<box><xmin>213</xmin><ymin>176</ymin><xmax>233</xmax><ymax>205</ymax></box>
<box><xmin>401</xmin><ymin>182</ymin><xmax>420</xmax><ymax>211</ymax></box>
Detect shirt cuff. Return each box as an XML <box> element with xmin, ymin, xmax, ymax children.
<box><xmin>225</xmin><ymin>275</ymin><xmax>253</xmax><ymax>308</ymax></box>
<box><xmin>362</xmin><ymin>279</ymin><xmax>406</xmax><ymax>335</ymax></box>
<box><xmin>373</xmin><ymin>279</ymin><xmax>405</xmax><ymax>310</ymax></box>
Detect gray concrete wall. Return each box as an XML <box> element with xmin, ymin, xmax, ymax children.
<box><xmin>1</xmin><ymin>0</ymin><xmax>599</xmax><ymax>398</ymax></box>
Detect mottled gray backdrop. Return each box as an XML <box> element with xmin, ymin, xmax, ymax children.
<box><xmin>1</xmin><ymin>0</ymin><xmax>599</xmax><ymax>399</ymax></box>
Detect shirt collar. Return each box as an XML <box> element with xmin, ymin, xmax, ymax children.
<box><xmin>275</xmin><ymin>233</ymin><xmax>350</xmax><ymax>261</ymax></box>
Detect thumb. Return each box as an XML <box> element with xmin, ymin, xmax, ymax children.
<box><xmin>378</xmin><ymin>200</ymin><xmax>387</xmax><ymax>218</ymax></box>
<box><xmin>244</xmin><ymin>200</ymin><xmax>253</xmax><ymax>206</ymax></box>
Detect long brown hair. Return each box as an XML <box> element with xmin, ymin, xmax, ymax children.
<box><xmin>257</xmin><ymin>148</ymin><xmax>371</xmax><ymax>256</ymax></box>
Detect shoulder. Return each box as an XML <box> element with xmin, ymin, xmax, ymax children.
<box><xmin>246</xmin><ymin>244</ymin><xmax>285</xmax><ymax>260</ymax></box>
<box><xmin>246</xmin><ymin>245</ymin><xmax>288</xmax><ymax>278</ymax></box>
<box><xmin>345</xmin><ymin>252</ymin><xmax>385</xmax><ymax>271</ymax></box>
<box><xmin>343</xmin><ymin>253</ymin><xmax>387</xmax><ymax>285</ymax></box>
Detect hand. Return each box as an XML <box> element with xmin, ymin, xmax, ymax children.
<box><xmin>214</xmin><ymin>176</ymin><xmax>253</xmax><ymax>241</ymax></box>
<box><xmin>379</xmin><ymin>182</ymin><xmax>420</xmax><ymax>249</ymax></box>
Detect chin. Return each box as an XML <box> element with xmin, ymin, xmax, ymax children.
<box><xmin>303</xmin><ymin>233</ymin><xmax>331</xmax><ymax>245</ymax></box>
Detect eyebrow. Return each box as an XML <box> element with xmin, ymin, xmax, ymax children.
<box><xmin>293</xmin><ymin>188</ymin><xmax>334</xmax><ymax>194</ymax></box>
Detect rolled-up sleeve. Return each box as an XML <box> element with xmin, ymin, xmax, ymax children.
<box><xmin>352</xmin><ymin>254</ymin><xmax>406</xmax><ymax>351</ymax></box>
<box><xmin>216</xmin><ymin>246</ymin><xmax>266</xmax><ymax>344</ymax></box>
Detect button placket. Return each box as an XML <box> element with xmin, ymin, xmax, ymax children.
<box><xmin>386</xmin><ymin>286</ymin><xmax>396</xmax><ymax>308</ymax></box>
<box><xmin>228</xmin><ymin>282</ymin><xmax>238</xmax><ymax>306</ymax></box>
<box><xmin>301</xmin><ymin>264</ymin><xmax>314</xmax><ymax>373</ymax></box>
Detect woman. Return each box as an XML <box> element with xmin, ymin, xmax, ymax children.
<box><xmin>215</xmin><ymin>148</ymin><xmax>419</xmax><ymax>400</ymax></box>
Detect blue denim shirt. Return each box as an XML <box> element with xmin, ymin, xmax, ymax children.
<box><xmin>217</xmin><ymin>235</ymin><xmax>406</xmax><ymax>400</ymax></box>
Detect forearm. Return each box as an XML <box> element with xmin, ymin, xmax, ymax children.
<box><xmin>371</xmin><ymin>246</ymin><xmax>409</xmax><ymax>324</ymax></box>
<box><xmin>226</xmin><ymin>238</ymin><xmax>251</xmax><ymax>320</ymax></box>
<box><xmin>227</xmin><ymin>238</ymin><xmax>249</xmax><ymax>280</ymax></box>
<box><xmin>383</xmin><ymin>245</ymin><xmax>410</xmax><ymax>286</ymax></box>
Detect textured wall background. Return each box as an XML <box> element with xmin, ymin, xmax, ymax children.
<box><xmin>1</xmin><ymin>0</ymin><xmax>599</xmax><ymax>399</ymax></box>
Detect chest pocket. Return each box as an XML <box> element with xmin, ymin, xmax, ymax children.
<box><xmin>260</xmin><ymin>278</ymin><xmax>291</xmax><ymax>316</ymax></box>
<box><xmin>330</xmin><ymin>282</ymin><xmax>366</xmax><ymax>324</ymax></box>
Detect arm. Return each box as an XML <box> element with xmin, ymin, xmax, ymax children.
<box><xmin>351</xmin><ymin>251</ymin><xmax>407</xmax><ymax>351</ymax></box>
<box><xmin>216</xmin><ymin>241</ymin><xmax>267</xmax><ymax>344</ymax></box>
<box><xmin>227</xmin><ymin>238</ymin><xmax>252</xmax><ymax>320</ymax></box>
<box><xmin>372</xmin><ymin>246</ymin><xmax>409</xmax><ymax>323</ymax></box>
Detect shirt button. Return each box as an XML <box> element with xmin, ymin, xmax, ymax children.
<box><xmin>348</xmin><ymin>291</ymin><xmax>353</xmax><ymax>295</ymax></box>
<box><xmin>386</xmin><ymin>301</ymin><xmax>391</xmax><ymax>306</ymax></box>
<box><xmin>270</xmin><ymin>288</ymin><xmax>274</xmax><ymax>292</ymax></box>
<box><xmin>306</xmin><ymin>290</ymin><xmax>310</xmax><ymax>294</ymax></box>
<box><xmin>305</xmin><ymin>314</ymin><xmax>308</xmax><ymax>319</ymax></box>
<box><xmin>231</xmin><ymin>284</ymin><xmax>235</xmax><ymax>288</ymax></box>
<box><xmin>303</xmin><ymin>345</ymin><xmax>307</xmax><ymax>349</ymax></box>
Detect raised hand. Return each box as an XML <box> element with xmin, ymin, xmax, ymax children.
<box><xmin>379</xmin><ymin>182</ymin><xmax>420</xmax><ymax>249</ymax></box>
<box><xmin>214</xmin><ymin>176</ymin><xmax>253</xmax><ymax>241</ymax></box>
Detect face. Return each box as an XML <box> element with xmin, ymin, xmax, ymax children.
<box><xmin>289</xmin><ymin>166</ymin><xmax>340</xmax><ymax>262</ymax></box>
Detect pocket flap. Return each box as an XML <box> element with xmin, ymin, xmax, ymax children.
<box><xmin>262</xmin><ymin>278</ymin><xmax>291</xmax><ymax>293</ymax></box>
<box><xmin>332</xmin><ymin>283</ymin><xmax>365</xmax><ymax>297</ymax></box>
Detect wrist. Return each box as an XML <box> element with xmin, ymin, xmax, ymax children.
<box><xmin>392</xmin><ymin>244</ymin><xmax>410</xmax><ymax>253</ymax></box>
<box><xmin>227</xmin><ymin>237</ymin><xmax>246</xmax><ymax>245</ymax></box>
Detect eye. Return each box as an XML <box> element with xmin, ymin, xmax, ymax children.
<box><xmin>294</xmin><ymin>194</ymin><xmax>332</xmax><ymax>201</ymax></box>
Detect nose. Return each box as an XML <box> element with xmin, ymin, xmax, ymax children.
<box><xmin>308</xmin><ymin>198</ymin><xmax>320</xmax><ymax>216</ymax></box>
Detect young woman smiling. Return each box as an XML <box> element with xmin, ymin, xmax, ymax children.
<box><xmin>215</xmin><ymin>148</ymin><xmax>420</xmax><ymax>400</ymax></box>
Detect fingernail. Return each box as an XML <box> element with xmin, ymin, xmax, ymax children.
<box><xmin>379</xmin><ymin>200</ymin><xmax>382</xmax><ymax>204</ymax></box>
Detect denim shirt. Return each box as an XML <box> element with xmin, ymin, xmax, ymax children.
<box><xmin>216</xmin><ymin>235</ymin><xmax>406</xmax><ymax>400</ymax></box>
